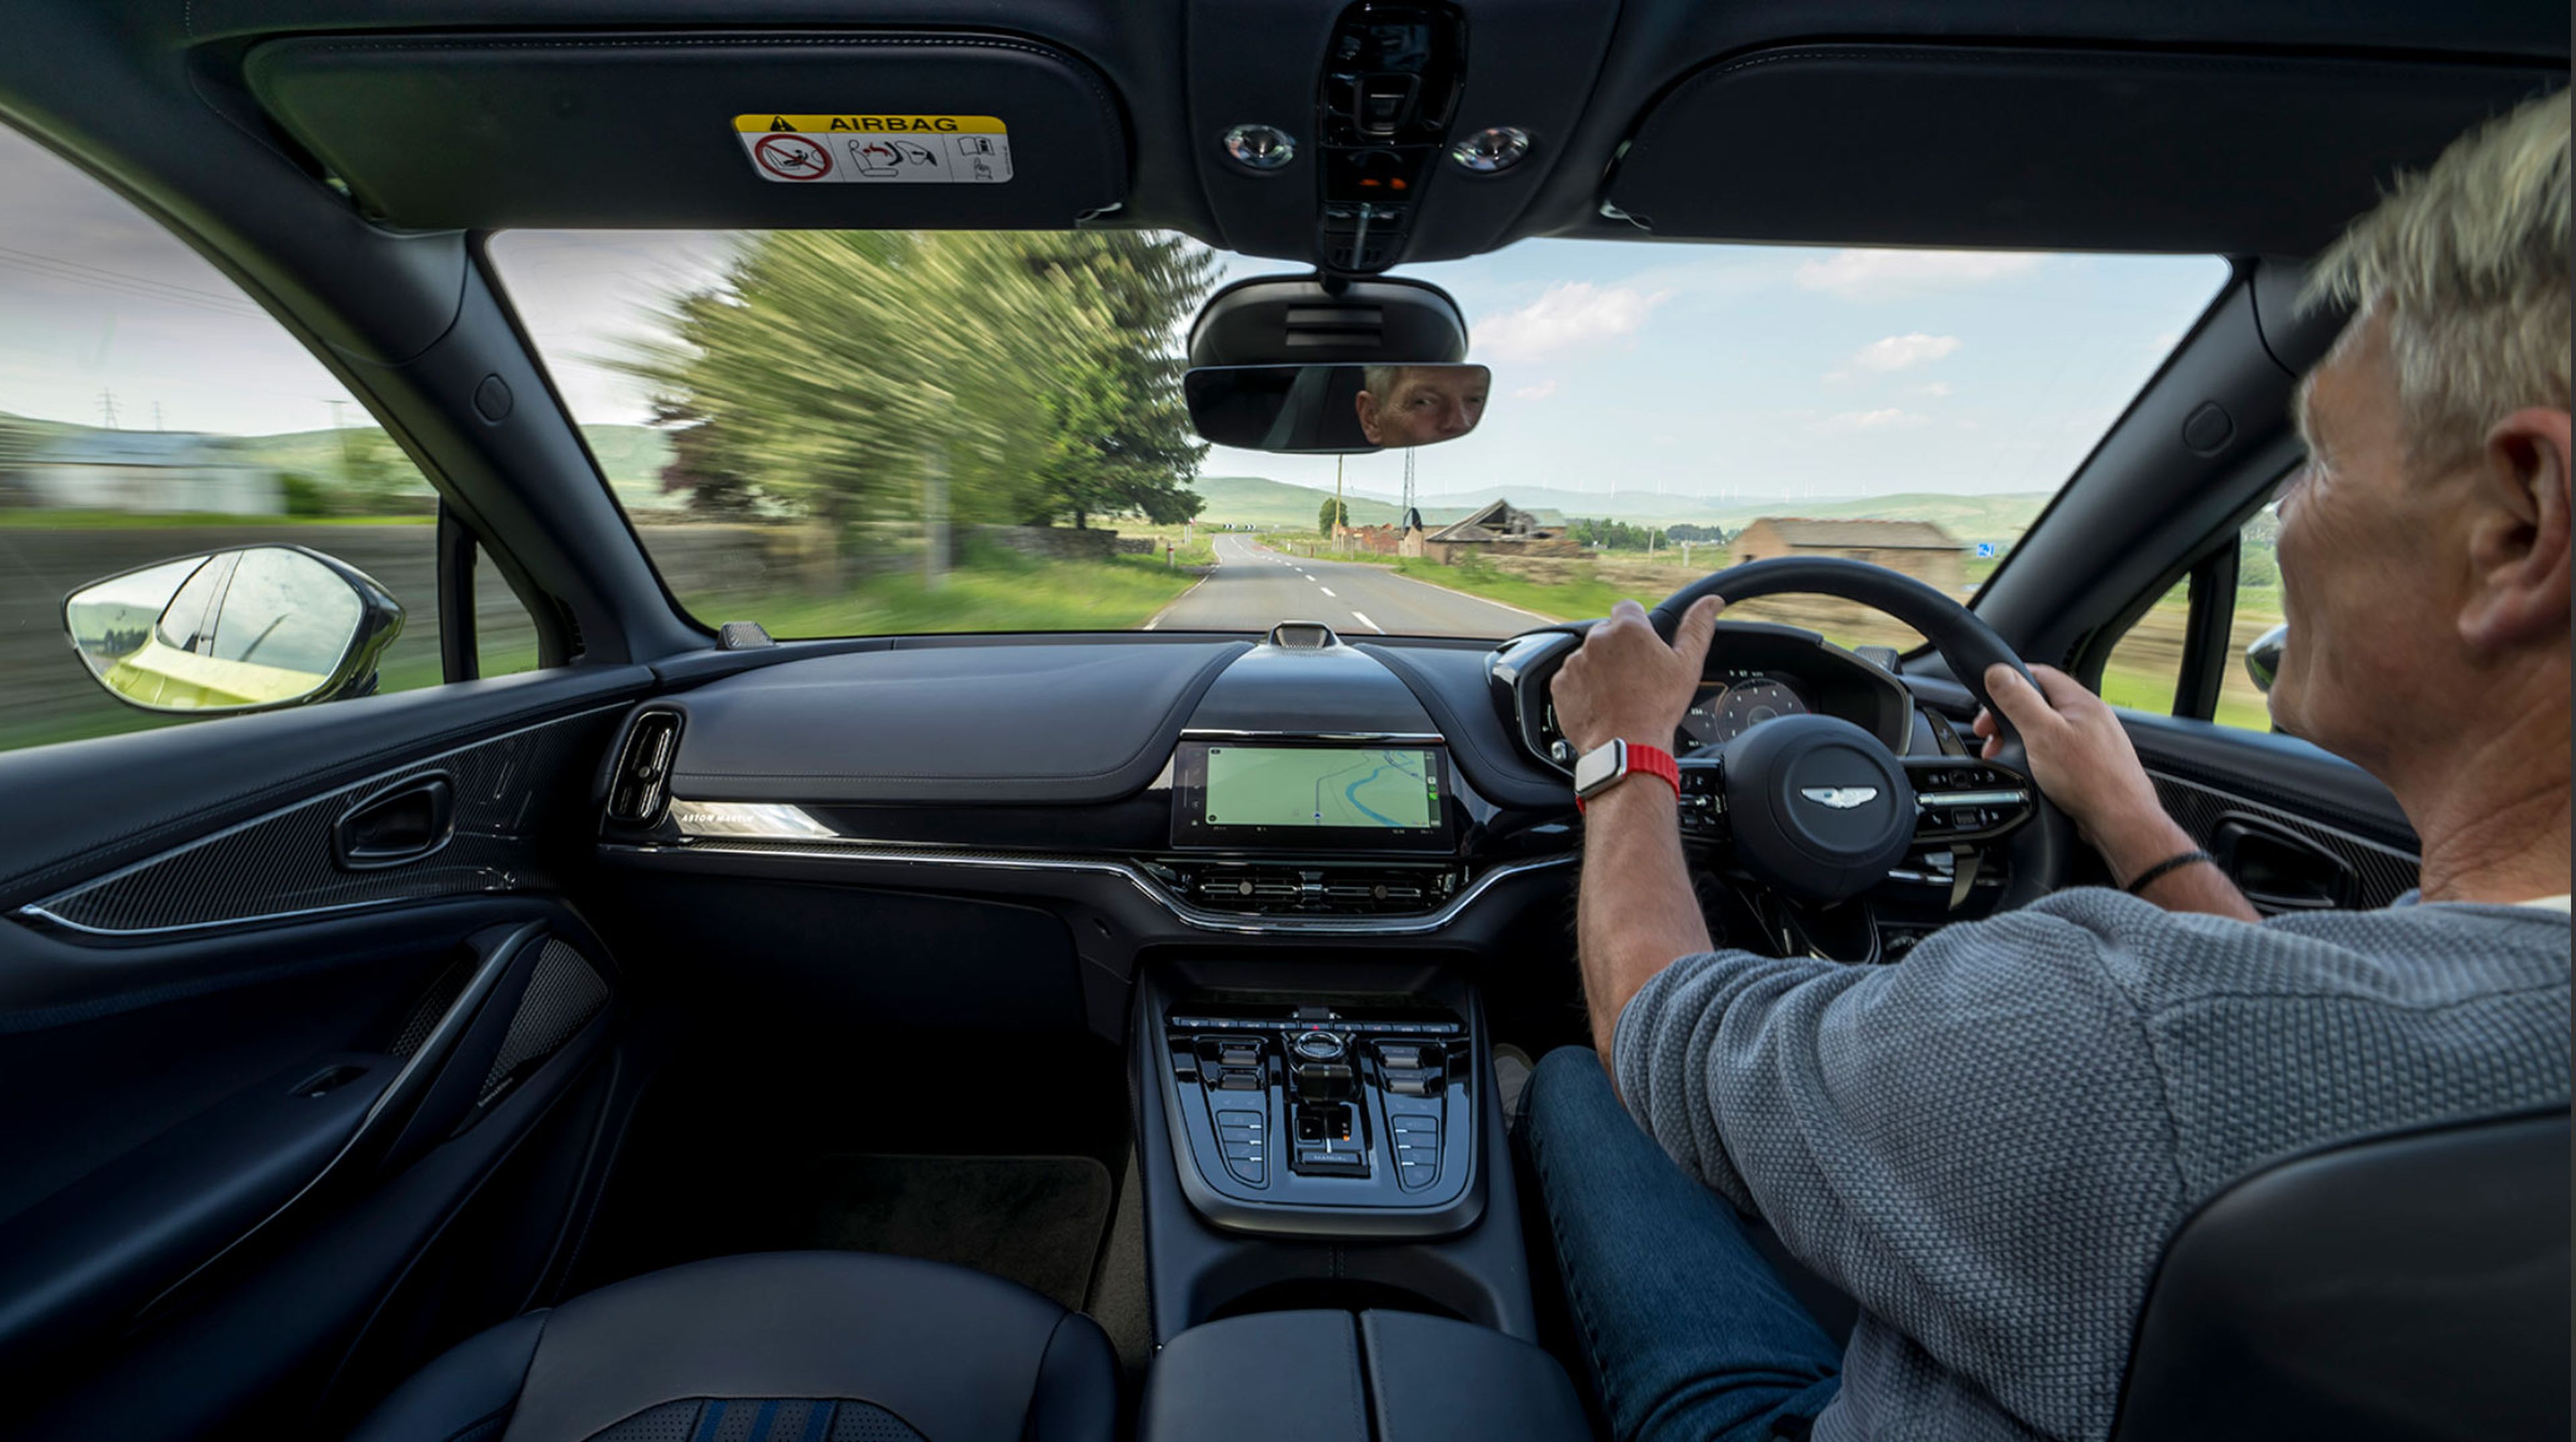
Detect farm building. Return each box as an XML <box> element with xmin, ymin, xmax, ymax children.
<box><xmin>13</xmin><ymin>430</ymin><xmax>281</xmax><ymax>516</ymax></box>
<box><xmin>1415</xmin><ymin>499</ymin><xmax>1586</xmax><ymax>565</ymax></box>
<box><xmin>1728</xmin><ymin>517</ymin><xmax>1967</xmax><ymax>589</ymax></box>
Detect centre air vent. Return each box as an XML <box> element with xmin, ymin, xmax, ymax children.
<box><xmin>605</xmin><ymin>710</ymin><xmax>683</xmax><ymax>826</ymax></box>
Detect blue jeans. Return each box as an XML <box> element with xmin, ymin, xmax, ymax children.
<box><xmin>1517</xmin><ymin>1046</ymin><xmax>1843</xmax><ymax>1442</ymax></box>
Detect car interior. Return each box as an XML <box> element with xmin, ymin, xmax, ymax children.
<box><xmin>0</xmin><ymin>2</ymin><xmax>2566</xmax><ymax>1440</ymax></box>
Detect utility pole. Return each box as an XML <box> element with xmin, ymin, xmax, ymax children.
<box><xmin>1400</xmin><ymin>445</ymin><xmax>1416</xmax><ymax>519</ymax></box>
<box><xmin>922</xmin><ymin>446</ymin><xmax>950</xmax><ymax>590</ymax></box>
<box><xmin>1334</xmin><ymin>453</ymin><xmax>1345</xmax><ymax>555</ymax></box>
<box><xmin>97</xmin><ymin>389</ymin><xmax>119</xmax><ymax>429</ymax></box>
<box><xmin>152</xmin><ymin>402</ymin><xmax>164</xmax><ymax>431</ymax></box>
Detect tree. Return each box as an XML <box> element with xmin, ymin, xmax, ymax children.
<box><xmin>1319</xmin><ymin>497</ymin><xmax>1350</xmax><ymax>535</ymax></box>
<box><xmin>1017</xmin><ymin>233</ymin><xmax>1214</xmax><ymax>529</ymax></box>
<box><xmin>622</xmin><ymin>230</ymin><xmax>1217</xmax><ymax>556</ymax></box>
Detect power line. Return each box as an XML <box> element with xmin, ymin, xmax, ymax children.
<box><xmin>0</xmin><ymin>246</ymin><xmax>266</xmax><ymax>319</ymax></box>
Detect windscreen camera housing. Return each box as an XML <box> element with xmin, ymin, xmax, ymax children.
<box><xmin>1186</xmin><ymin>273</ymin><xmax>1468</xmax><ymax>368</ymax></box>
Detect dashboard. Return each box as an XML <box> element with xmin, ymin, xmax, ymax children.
<box><xmin>1489</xmin><ymin>623</ymin><xmax>1915</xmax><ymax>771</ymax></box>
<box><xmin>596</xmin><ymin>619</ymin><xmax>1952</xmax><ymax>942</ymax></box>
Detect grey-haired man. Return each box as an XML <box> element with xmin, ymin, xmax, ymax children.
<box><xmin>1525</xmin><ymin>93</ymin><xmax>2573</xmax><ymax>1442</ymax></box>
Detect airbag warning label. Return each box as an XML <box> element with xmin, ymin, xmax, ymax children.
<box><xmin>733</xmin><ymin>115</ymin><xmax>1014</xmax><ymax>184</ymax></box>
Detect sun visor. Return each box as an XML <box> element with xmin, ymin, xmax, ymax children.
<box><xmin>1605</xmin><ymin>44</ymin><xmax>2563</xmax><ymax>255</ymax></box>
<box><xmin>245</xmin><ymin>32</ymin><xmax>1128</xmax><ymax>229</ymax></box>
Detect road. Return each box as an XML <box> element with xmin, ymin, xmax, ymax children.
<box><xmin>1149</xmin><ymin>535</ymin><xmax>1550</xmax><ymax>637</ymax></box>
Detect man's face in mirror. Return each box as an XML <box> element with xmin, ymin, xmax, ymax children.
<box><xmin>1356</xmin><ymin>365</ymin><xmax>1489</xmax><ymax>448</ymax></box>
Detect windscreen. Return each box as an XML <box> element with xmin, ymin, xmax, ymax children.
<box><xmin>485</xmin><ymin>232</ymin><xmax>2228</xmax><ymax>648</ymax></box>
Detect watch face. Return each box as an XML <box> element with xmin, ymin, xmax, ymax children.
<box><xmin>1572</xmin><ymin>739</ymin><xmax>1624</xmax><ymax>796</ymax></box>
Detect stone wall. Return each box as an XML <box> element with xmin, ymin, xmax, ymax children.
<box><xmin>970</xmin><ymin>523</ymin><xmax>1120</xmax><ymax>562</ymax></box>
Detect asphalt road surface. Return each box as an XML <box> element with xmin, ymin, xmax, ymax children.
<box><xmin>1150</xmin><ymin>535</ymin><xmax>1552</xmax><ymax>637</ymax></box>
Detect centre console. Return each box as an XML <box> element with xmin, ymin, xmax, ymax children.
<box><xmin>1159</xmin><ymin>998</ymin><xmax>1479</xmax><ymax>1234</ymax></box>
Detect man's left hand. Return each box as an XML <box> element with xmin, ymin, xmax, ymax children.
<box><xmin>1551</xmin><ymin>597</ymin><xmax>1727</xmax><ymax>754</ymax></box>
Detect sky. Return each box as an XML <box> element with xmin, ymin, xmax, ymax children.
<box><xmin>2</xmin><ymin>119</ymin><xmax>2229</xmax><ymax>503</ymax></box>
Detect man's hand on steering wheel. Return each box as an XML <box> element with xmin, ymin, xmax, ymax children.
<box><xmin>1552</xmin><ymin>597</ymin><xmax>1727</xmax><ymax>753</ymax></box>
<box><xmin>1974</xmin><ymin>664</ymin><xmax>2210</xmax><ymax>886</ymax></box>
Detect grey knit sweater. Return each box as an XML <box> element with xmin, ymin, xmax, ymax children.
<box><xmin>1613</xmin><ymin>890</ymin><xmax>2571</xmax><ymax>1442</ymax></box>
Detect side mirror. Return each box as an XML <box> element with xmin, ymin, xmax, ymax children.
<box><xmin>2244</xmin><ymin>622</ymin><xmax>2287</xmax><ymax>694</ymax></box>
<box><xmin>63</xmin><ymin>545</ymin><xmax>405</xmax><ymax>715</ymax></box>
<box><xmin>1185</xmin><ymin>362</ymin><xmax>1491</xmax><ymax>454</ymax></box>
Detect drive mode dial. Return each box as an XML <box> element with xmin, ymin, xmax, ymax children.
<box><xmin>1292</xmin><ymin>1029</ymin><xmax>1347</xmax><ymax>1062</ymax></box>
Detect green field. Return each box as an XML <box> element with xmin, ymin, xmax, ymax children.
<box><xmin>679</xmin><ymin>545</ymin><xmax>1200</xmax><ymax>639</ymax></box>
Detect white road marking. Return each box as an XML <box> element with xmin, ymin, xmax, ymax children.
<box><xmin>1305</xmin><ymin>574</ymin><xmax>1319</xmax><ymax>583</ymax></box>
<box><xmin>1319</xmin><ymin>587</ymin><xmax>1335</xmax><ymax>597</ymax></box>
<box><xmin>1350</xmin><ymin>611</ymin><xmax>1383</xmax><ymax>633</ymax></box>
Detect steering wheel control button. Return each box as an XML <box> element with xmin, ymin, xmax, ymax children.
<box><xmin>1723</xmin><ymin>714</ymin><xmax>1917</xmax><ymax>902</ymax></box>
<box><xmin>1906</xmin><ymin>758</ymin><xmax>2034</xmax><ymax>841</ymax></box>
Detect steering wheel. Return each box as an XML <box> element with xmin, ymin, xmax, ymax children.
<box><xmin>1644</xmin><ymin>557</ymin><xmax>2072</xmax><ymax>926</ymax></box>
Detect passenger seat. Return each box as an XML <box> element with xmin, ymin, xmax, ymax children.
<box><xmin>348</xmin><ymin>1252</ymin><xmax>1116</xmax><ymax>1442</ymax></box>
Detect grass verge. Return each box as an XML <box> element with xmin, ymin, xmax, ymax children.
<box><xmin>681</xmin><ymin>546</ymin><xmax>1199</xmax><ymax>637</ymax></box>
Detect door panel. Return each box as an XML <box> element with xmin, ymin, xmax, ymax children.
<box><xmin>2122</xmin><ymin>713</ymin><xmax>2420</xmax><ymax>911</ymax></box>
<box><xmin>0</xmin><ymin>667</ymin><xmax>649</xmax><ymax>1438</ymax></box>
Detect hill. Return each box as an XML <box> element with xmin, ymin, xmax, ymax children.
<box><xmin>1184</xmin><ymin>474</ymin><xmax>1403</xmax><ymax>529</ymax></box>
<box><xmin>1182</xmin><ymin>474</ymin><xmax>1578</xmax><ymax>530</ymax></box>
<box><xmin>1368</xmin><ymin>484</ymin><xmax>2049</xmax><ymax>543</ymax></box>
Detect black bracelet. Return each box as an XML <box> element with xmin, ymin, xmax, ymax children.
<box><xmin>2126</xmin><ymin>849</ymin><xmax>2216</xmax><ymax>895</ymax></box>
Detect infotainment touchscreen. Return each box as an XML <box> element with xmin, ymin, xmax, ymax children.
<box><xmin>1170</xmin><ymin>742</ymin><xmax>1452</xmax><ymax>848</ymax></box>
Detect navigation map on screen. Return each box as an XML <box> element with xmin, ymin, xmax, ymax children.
<box><xmin>1203</xmin><ymin>746</ymin><xmax>1436</xmax><ymax>829</ymax></box>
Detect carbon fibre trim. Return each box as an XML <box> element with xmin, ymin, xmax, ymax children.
<box><xmin>19</xmin><ymin>709</ymin><xmax>614</xmax><ymax>937</ymax></box>
<box><xmin>2148</xmin><ymin>769</ymin><xmax>2420</xmax><ymax>909</ymax></box>
<box><xmin>478</xmin><ymin>937</ymin><xmax>608</xmax><ymax>1103</ymax></box>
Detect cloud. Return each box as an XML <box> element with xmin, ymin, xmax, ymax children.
<box><xmin>1476</xmin><ymin>282</ymin><xmax>1672</xmax><ymax>361</ymax></box>
<box><xmin>1793</xmin><ymin>250</ymin><xmax>2044</xmax><ymax>299</ymax></box>
<box><xmin>1819</xmin><ymin>408</ymin><xmax>1928</xmax><ymax>432</ymax></box>
<box><xmin>1911</xmin><ymin>381</ymin><xmax>1955</xmax><ymax>397</ymax></box>
<box><xmin>1514</xmin><ymin>379</ymin><xmax>1559</xmax><ymax>401</ymax></box>
<box><xmin>1848</xmin><ymin>333</ymin><xmax>1961</xmax><ymax>372</ymax></box>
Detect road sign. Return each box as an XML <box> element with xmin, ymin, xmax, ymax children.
<box><xmin>1975</xmin><ymin>542</ymin><xmax>1997</xmax><ymax>559</ymax></box>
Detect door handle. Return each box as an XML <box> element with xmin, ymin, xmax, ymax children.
<box><xmin>2213</xmin><ymin>815</ymin><xmax>2358</xmax><ymax>911</ymax></box>
<box><xmin>333</xmin><ymin>773</ymin><xmax>455</xmax><ymax>870</ymax></box>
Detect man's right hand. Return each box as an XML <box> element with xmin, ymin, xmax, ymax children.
<box><xmin>1974</xmin><ymin>664</ymin><xmax>2177</xmax><ymax>874</ymax></box>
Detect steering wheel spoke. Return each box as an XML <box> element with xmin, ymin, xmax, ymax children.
<box><xmin>1676</xmin><ymin>754</ymin><xmax>1731</xmax><ymax>847</ymax></box>
<box><xmin>1903</xmin><ymin>756</ymin><xmax>2037</xmax><ymax>845</ymax></box>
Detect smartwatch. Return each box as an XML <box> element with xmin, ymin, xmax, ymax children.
<box><xmin>1571</xmin><ymin>739</ymin><xmax>1681</xmax><ymax>811</ymax></box>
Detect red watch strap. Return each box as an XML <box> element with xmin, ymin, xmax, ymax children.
<box><xmin>1575</xmin><ymin>742</ymin><xmax>1682</xmax><ymax>811</ymax></box>
<box><xmin>1629</xmin><ymin>743</ymin><xmax>1682</xmax><ymax>795</ymax></box>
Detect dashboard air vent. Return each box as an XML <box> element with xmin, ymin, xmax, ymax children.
<box><xmin>605</xmin><ymin>710</ymin><xmax>682</xmax><ymax>826</ymax></box>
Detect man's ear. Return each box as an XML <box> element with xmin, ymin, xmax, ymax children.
<box><xmin>2458</xmin><ymin>405</ymin><xmax>2573</xmax><ymax>654</ymax></box>
<box><xmin>1353</xmin><ymin>390</ymin><xmax>1381</xmax><ymax>446</ymax></box>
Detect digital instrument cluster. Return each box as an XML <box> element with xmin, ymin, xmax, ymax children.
<box><xmin>1678</xmin><ymin>670</ymin><xmax>1809</xmax><ymax>752</ymax></box>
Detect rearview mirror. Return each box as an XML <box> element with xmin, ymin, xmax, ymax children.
<box><xmin>1185</xmin><ymin>363</ymin><xmax>1490</xmax><ymax>454</ymax></box>
<box><xmin>2244</xmin><ymin>622</ymin><xmax>2287</xmax><ymax>694</ymax></box>
<box><xmin>63</xmin><ymin>545</ymin><xmax>405</xmax><ymax>715</ymax></box>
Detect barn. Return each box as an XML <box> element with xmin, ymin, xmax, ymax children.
<box><xmin>1728</xmin><ymin>517</ymin><xmax>1967</xmax><ymax>589</ymax></box>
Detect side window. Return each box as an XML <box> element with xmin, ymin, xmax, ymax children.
<box><xmin>0</xmin><ymin>123</ymin><xmax>540</xmax><ymax>754</ymax></box>
<box><xmin>2214</xmin><ymin>507</ymin><xmax>2283</xmax><ymax>729</ymax></box>
<box><xmin>2097</xmin><ymin>576</ymin><xmax>2190</xmax><ymax>716</ymax></box>
<box><xmin>2095</xmin><ymin>489</ymin><xmax>2285</xmax><ymax>729</ymax></box>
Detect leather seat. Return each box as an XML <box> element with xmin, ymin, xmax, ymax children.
<box><xmin>2109</xmin><ymin>1107</ymin><xmax>2571</xmax><ymax>1442</ymax></box>
<box><xmin>348</xmin><ymin>1252</ymin><xmax>1117</xmax><ymax>1442</ymax></box>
